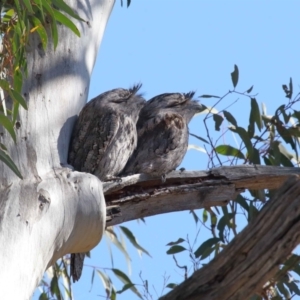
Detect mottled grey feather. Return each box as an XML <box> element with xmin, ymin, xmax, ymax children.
<box><xmin>122</xmin><ymin>92</ymin><xmax>202</xmax><ymax>178</ymax></box>
<box><xmin>69</xmin><ymin>83</ymin><xmax>145</xmax><ymax>180</ymax></box>
<box><xmin>68</xmin><ymin>84</ymin><xmax>145</xmax><ymax>282</ymax></box>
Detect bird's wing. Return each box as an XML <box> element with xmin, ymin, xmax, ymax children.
<box><xmin>140</xmin><ymin>111</ymin><xmax>185</xmax><ymax>150</ymax></box>
<box><xmin>69</xmin><ymin>105</ymin><xmax>120</xmax><ymax>173</ymax></box>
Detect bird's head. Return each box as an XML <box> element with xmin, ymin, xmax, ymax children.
<box><xmin>92</xmin><ymin>84</ymin><xmax>145</xmax><ymax>113</ymax></box>
<box><xmin>142</xmin><ymin>91</ymin><xmax>202</xmax><ymax>123</ymax></box>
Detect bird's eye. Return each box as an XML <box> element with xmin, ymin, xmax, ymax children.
<box><xmin>167</xmin><ymin>101</ymin><xmax>183</xmax><ymax>108</ymax></box>
<box><xmin>112</xmin><ymin>99</ymin><xmax>127</xmax><ymax>104</ymax></box>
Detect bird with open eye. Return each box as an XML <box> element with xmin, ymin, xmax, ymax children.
<box><xmin>122</xmin><ymin>91</ymin><xmax>203</xmax><ymax>181</ymax></box>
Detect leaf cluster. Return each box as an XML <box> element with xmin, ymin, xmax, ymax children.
<box><xmin>166</xmin><ymin>66</ymin><xmax>300</xmax><ymax>300</ymax></box>
<box><xmin>0</xmin><ymin>0</ymin><xmax>84</xmax><ymax>177</ymax></box>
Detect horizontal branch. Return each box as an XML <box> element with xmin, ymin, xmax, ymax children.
<box><xmin>104</xmin><ymin>165</ymin><xmax>300</xmax><ymax>226</ymax></box>
<box><xmin>160</xmin><ymin>175</ymin><xmax>300</xmax><ymax>300</ymax></box>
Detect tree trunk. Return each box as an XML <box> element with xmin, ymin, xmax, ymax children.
<box><xmin>1</xmin><ymin>1</ymin><xmax>299</xmax><ymax>298</ymax></box>
<box><xmin>0</xmin><ymin>0</ymin><xmax>114</xmax><ymax>298</ymax></box>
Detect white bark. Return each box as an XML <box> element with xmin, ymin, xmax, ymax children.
<box><xmin>0</xmin><ymin>0</ymin><xmax>115</xmax><ymax>298</ymax></box>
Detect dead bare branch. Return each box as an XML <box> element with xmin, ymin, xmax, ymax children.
<box><xmin>104</xmin><ymin>165</ymin><xmax>300</xmax><ymax>226</ymax></box>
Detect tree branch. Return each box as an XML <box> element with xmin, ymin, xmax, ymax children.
<box><xmin>159</xmin><ymin>175</ymin><xmax>300</xmax><ymax>300</ymax></box>
<box><xmin>104</xmin><ymin>165</ymin><xmax>300</xmax><ymax>226</ymax></box>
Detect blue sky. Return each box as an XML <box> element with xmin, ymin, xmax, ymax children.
<box><xmin>34</xmin><ymin>1</ymin><xmax>300</xmax><ymax>299</ymax></box>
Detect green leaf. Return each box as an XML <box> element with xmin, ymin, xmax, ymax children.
<box><xmin>230</xmin><ymin>126</ymin><xmax>253</xmax><ymax>160</ymax></box>
<box><xmin>292</xmin><ymin>110</ymin><xmax>300</xmax><ymax>122</ymax></box>
<box><xmin>12</xmin><ymin>102</ymin><xmax>20</xmax><ymax>124</ymax></box>
<box><xmin>289</xmin><ymin>77</ymin><xmax>293</xmax><ymax>99</ymax></box>
<box><xmin>166</xmin><ymin>245</ymin><xmax>186</xmax><ymax>255</ymax></box>
<box><xmin>285</xmin><ymin>281</ymin><xmax>300</xmax><ymax>295</ymax></box>
<box><xmin>270</xmin><ymin>141</ymin><xmax>281</xmax><ymax>166</ymax></box>
<box><xmin>9</xmin><ymin>89</ymin><xmax>27</xmax><ymax>109</ymax></box>
<box><xmin>277</xmin><ymin>281</ymin><xmax>290</xmax><ymax>298</ymax></box>
<box><xmin>111</xmin><ymin>269</ymin><xmax>143</xmax><ymax>299</ymax></box>
<box><xmin>231</xmin><ymin>64</ymin><xmax>239</xmax><ymax>88</ymax></box>
<box><xmin>199</xmin><ymin>94</ymin><xmax>220</xmax><ymax>99</ymax></box>
<box><xmin>117</xmin><ymin>283</ymin><xmax>135</xmax><ymax>294</ymax></box>
<box><xmin>201</xmin><ymin>245</ymin><xmax>217</xmax><ymax>260</ymax></box>
<box><xmin>246</xmin><ymin>85</ymin><xmax>254</xmax><ymax>94</ymax></box>
<box><xmin>166</xmin><ymin>238</ymin><xmax>185</xmax><ymax>246</ymax></box>
<box><xmin>202</xmin><ymin>209</ymin><xmax>208</xmax><ymax>223</ymax></box>
<box><xmin>32</xmin><ymin>0</ymin><xmax>45</xmax><ymax>22</ymax></box>
<box><xmin>292</xmin><ymin>261</ymin><xmax>300</xmax><ymax>276</ymax></box>
<box><xmin>97</xmin><ymin>270</ymin><xmax>112</xmax><ymax>296</ymax></box>
<box><xmin>0</xmin><ymin>148</ymin><xmax>22</xmax><ymax>178</ymax></box>
<box><xmin>248</xmin><ymin>120</ymin><xmax>254</xmax><ymax>139</ymax></box>
<box><xmin>37</xmin><ymin>0</ymin><xmax>56</xmax><ymax>46</ymax></box>
<box><xmin>105</xmin><ymin>227</ymin><xmax>131</xmax><ymax>264</ymax></box>
<box><xmin>52</xmin><ymin>0</ymin><xmax>85</xmax><ymax>21</ymax></box>
<box><xmin>249</xmin><ymin>98</ymin><xmax>263</xmax><ymax>131</ymax></box>
<box><xmin>190</xmin><ymin>209</ymin><xmax>199</xmax><ymax>224</ymax></box>
<box><xmin>0</xmin><ymin>79</ymin><xmax>10</xmax><ymax>91</ymax></box>
<box><xmin>50</xmin><ymin>274</ymin><xmax>61</xmax><ymax>298</ymax></box>
<box><xmin>2</xmin><ymin>9</ymin><xmax>15</xmax><ymax>22</ymax></box>
<box><xmin>250</xmin><ymin>189</ymin><xmax>265</xmax><ymax>202</ymax></box>
<box><xmin>282</xmin><ymin>254</ymin><xmax>300</xmax><ymax>272</ymax></box>
<box><xmin>263</xmin><ymin>155</ymin><xmax>273</xmax><ymax>166</ymax></box>
<box><xmin>23</xmin><ymin>0</ymin><xmax>34</xmax><ymax>13</ymax></box>
<box><xmin>217</xmin><ymin>213</ymin><xmax>235</xmax><ymax>242</ymax></box>
<box><xmin>282</xmin><ymin>78</ymin><xmax>293</xmax><ymax>99</ymax></box>
<box><xmin>248</xmin><ymin>201</ymin><xmax>259</xmax><ymax>221</ymax></box>
<box><xmin>13</xmin><ymin>70</ymin><xmax>23</xmax><ymax>93</ymax></box>
<box><xmin>166</xmin><ymin>283</ymin><xmax>177</xmax><ymax>289</ymax></box>
<box><xmin>251</xmin><ymin>147</ymin><xmax>261</xmax><ymax>164</ymax></box>
<box><xmin>236</xmin><ymin>195</ymin><xmax>249</xmax><ymax>212</ymax></box>
<box><xmin>53</xmin><ymin>9</ymin><xmax>81</xmax><ymax>37</ymax></box>
<box><xmin>276</xmin><ymin>122</ymin><xmax>296</xmax><ymax>151</ymax></box>
<box><xmin>38</xmin><ymin>292</ymin><xmax>48</xmax><ymax>300</ymax></box>
<box><xmin>120</xmin><ymin>226</ymin><xmax>151</xmax><ymax>257</ymax></box>
<box><xmin>13</xmin><ymin>0</ymin><xmax>22</xmax><ymax>21</ymax></box>
<box><xmin>50</xmin><ymin>18</ymin><xmax>59</xmax><ymax>49</ymax></box>
<box><xmin>194</xmin><ymin>237</ymin><xmax>220</xmax><ymax>258</ymax></box>
<box><xmin>276</xmin><ymin>104</ymin><xmax>290</xmax><ymax>124</ymax></box>
<box><xmin>223</xmin><ymin>110</ymin><xmax>237</xmax><ymax>126</ymax></box>
<box><xmin>215</xmin><ymin>145</ymin><xmax>245</xmax><ymax>159</ymax></box>
<box><xmin>111</xmin><ymin>287</ymin><xmax>117</xmax><ymax>300</ymax></box>
<box><xmin>213</xmin><ymin>114</ymin><xmax>223</xmax><ymax>131</ymax></box>
<box><xmin>30</xmin><ymin>16</ymin><xmax>48</xmax><ymax>50</ymax></box>
<box><xmin>90</xmin><ymin>268</ymin><xmax>95</xmax><ymax>290</ymax></box>
<box><xmin>210</xmin><ymin>211</ymin><xmax>217</xmax><ymax>227</ymax></box>
<box><xmin>189</xmin><ymin>132</ymin><xmax>209</xmax><ymax>144</ymax></box>
<box><xmin>288</xmin><ymin>126</ymin><xmax>300</xmax><ymax>138</ymax></box>
<box><xmin>41</xmin><ymin>0</ymin><xmax>55</xmax><ymax>18</ymax></box>
<box><xmin>0</xmin><ymin>143</ymin><xmax>8</xmax><ymax>151</ymax></box>
<box><xmin>0</xmin><ymin>114</ymin><xmax>16</xmax><ymax>142</ymax></box>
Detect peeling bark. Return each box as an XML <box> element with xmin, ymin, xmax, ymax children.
<box><xmin>104</xmin><ymin>165</ymin><xmax>300</xmax><ymax>226</ymax></box>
